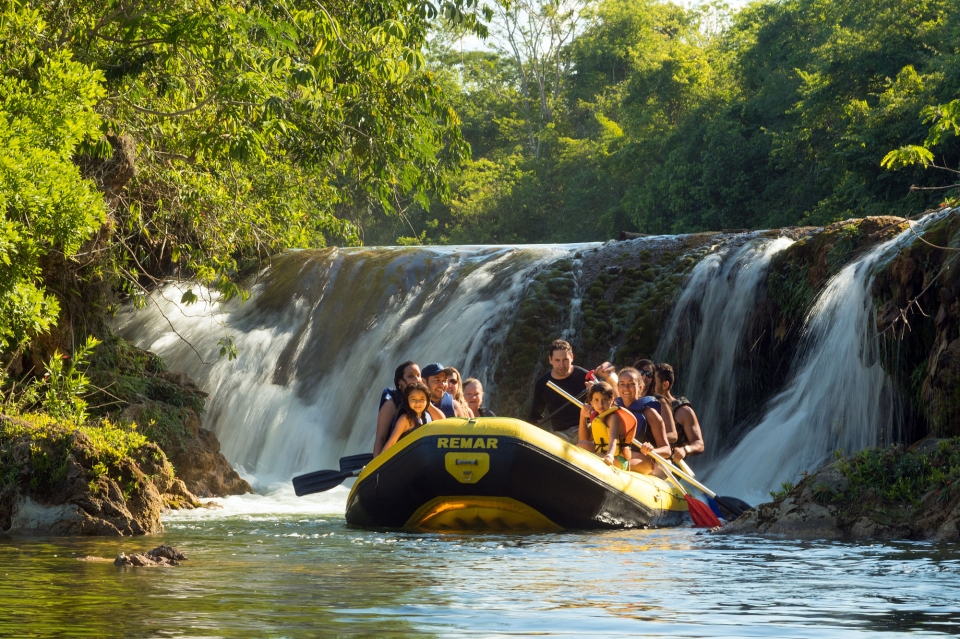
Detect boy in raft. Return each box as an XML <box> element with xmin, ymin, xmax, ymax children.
<box><xmin>577</xmin><ymin>382</ymin><xmax>638</xmax><ymax>468</ymax></box>
<box><xmin>374</xmin><ymin>361</ymin><xmax>422</xmax><ymax>456</ymax></box>
<box><xmin>614</xmin><ymin>367</ymin><xmax>672</xmax><ymax>474</ymax></box>
<box><xmin>382</xmin><ymin>382</ymin><xmax>445</xmax><ymax>452</ymax></box>
<box><xmin>654</xmin><ymin>362</ymin><xmax>705</xmax><ymax>464</ymax></box>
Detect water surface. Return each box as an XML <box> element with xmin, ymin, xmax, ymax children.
<box><xmin>2</xmin><ymin>487</ymin><xmax>959</xmax><ymax>638</ymax></box>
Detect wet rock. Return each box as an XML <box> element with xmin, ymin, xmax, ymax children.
<box><xmin>115</xmin><ymin>545</ymin><xmax>187</xmax><ymax>567</ymax></box>
<box><xmin>1</xmin><ymin>423</ymin><xmax>201</xmax><ymax>536</ymax></box>
<box><xmin>717</xmin><ymin>439</ymin><xmax>960</xmax><ymax>541</ymax></box>
<box><xmin>121</xmin><ymin>400</ymin><xmax>251</xmax><ymax>498</ymax></box>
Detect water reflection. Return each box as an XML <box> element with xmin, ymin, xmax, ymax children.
<box><xmin>2</xmin><ymin>507</ymin><xmax>959</xmax><ymax>637</ymax></box>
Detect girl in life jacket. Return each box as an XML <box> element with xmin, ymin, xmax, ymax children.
<box><xmin>577</xmin><ymin>382</ymin><xmax>638</xmax><ymax>469</ymax></box>
<box><xmin>383</xmin><ymin>382</ymin><xmax>444</xmax><ymax>452</ymax></box>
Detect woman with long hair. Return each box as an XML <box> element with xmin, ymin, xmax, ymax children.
<box><xmin>443</xmin><ymin>366</ymin><xmax>474</xmax><ymax>417</ymax></box>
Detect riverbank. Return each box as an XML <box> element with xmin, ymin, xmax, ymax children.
<box><xmin>719</xmin><ymin>438</ymin><xmax>960</xmax><ymax>541</ymax></box>
<box><xmin>0</xmin><ymin>335</ymin><xmax>251</xmax><ymax>536</ymax></box>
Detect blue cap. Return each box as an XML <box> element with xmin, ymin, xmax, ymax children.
<box><xmin>421</xmin><ymin>363</ymin><xmax>446</xmax><ymax>379</ymax></box>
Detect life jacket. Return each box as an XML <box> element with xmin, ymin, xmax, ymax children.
<box><xmin>616</xmin><ymin>396</ymin><xmax>662</xmax><ymax>446</ymax></box>
<box><xmin>670</xmin><ymin>396</ymin><xmax>693</xmax><ymax>449</ymax></box>
<box><xmin>589</xmin><ymin>406</ymin><xmax>638</xmax><ymax>455</ymax></box>
<box><xmin>435</xmin><ymin>392</ymin><xmax>456</xmax><ymax>418</ymax></box>
<box><xmin>392</xmin><ymin>409</ymin><xmax>433</xmax><ymax>439</ymax></box>
<box><xmin>379</xmin><ymin>388</ymin><xmax>398</xmax><ymax>411</ymax></box>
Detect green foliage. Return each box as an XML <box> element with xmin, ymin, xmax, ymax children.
<box><xmin>882</xmin><ymin>98</ymin><xmax>960</xmax><ymax>202</ymax></box>
<box><xmin>0</xmin><ymin>413</ymin><xmax>147</xmax><ymax>494</ymax></box>
<box><xmin>0</xmin><ymin>7</ymin><xmax>106</xmax><ymax>349</ymax></box>
<box><xmin>769</xmin><ymin>481</ymin><xmax>795</xmax><ymax>501</ymax></box>
<box><xmin>836</xmin><ymin>440</ymin><xmax>960</xmax><ymax>506</ymax></box>
<box><xmin>40</xmin><ymin>337</ymin><xmax>101</xmax><ymax>423</ymax></box>
<box><xmin>394</xmin><ymin>0</ymin><xmax>960</xmax><ymax>245</ymax></box>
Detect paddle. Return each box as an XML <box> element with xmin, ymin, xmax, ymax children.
<box><xmin>647</xmin><ymin>452</ymin><xmax>723</xmax><ymax>528</ymax></box>
<box><xmin>536</xmin><ymin>388</ymin><xmax>587</xmax><ymax>428</ymax></box>
<box><xmin>340</xmin><ymin>453</ymin><xmax>374</xmax><ymax>472</ymax></box>
<box><xmin>659</xmin><ymin>461</ymin><xmax>753</xmax><ymax>520</ymax></box>
<box><xmin>292</xmin><ymin>468</ymin><xmax>360</xmax><ymax>496</ymax></box>
<box><xmin>292</xmin><ymin>453</ymin><xmax>374</xmax><ymax>497</ymax></box>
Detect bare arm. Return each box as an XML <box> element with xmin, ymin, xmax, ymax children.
<box><xmin>594</xmin><ymin>362</ymin><xmax>619</xmax><ymax>397</ymax></box>
<box><xmin>373</xmin><ymin>401</ymin><xmax>398</xmax><ymax>457</ymax></box>
<box><xmin>426</xmin><ymin>403</ymin><xmax>445</xmax><ymax>421</ymax></box>
<box><xmin>672</xmin><ymin>406</ymin><xmax>704</xmax><ymax>461</ymax></box>
<box><xmin>640</xmin><ymin>408</ymin><xmax>672</xmax><ymax>459</ymax></box>
<box><xmin>453</xmin><ymin>400</ymin><xmax>469</xmax><ymax>418</ymax></box>
<box><xmin>661</xmin><ymin>404</ymin><xmax>678</xmax><ymax>445</ymax></box>
<box><xmin>383</xmin><ymin>415</ymin><xmax>413</xmax><ymax>452</ymax></box>
<box><xmin>577</xmin><ymin>403</ymin><xmax>594</xmax><ymax>451</ymax></box>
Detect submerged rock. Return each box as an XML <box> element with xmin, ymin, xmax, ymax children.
<box><xmin>115</xmin><ymin>545</ymin><xmax>187</xmax><ymax>567</ymax></box>
<box><xmin>718</xmin><ymin>438</ymin><xmax>960</xmax><ymax>541</ymax></box>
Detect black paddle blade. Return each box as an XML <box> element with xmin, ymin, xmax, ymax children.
<box><xmin>714</xmin><ymin>496</ymin><xmax>752</xmax><ymax>520</ymax></box>
<box><xmin>340</xmin><ymin>453</ymin><xmax>374</xmax><ymax>472</ymax></box>
<box><xmin>292</xmin><ymin>469</ymin><xmax>349</xmax><ymax>496</ymax></box>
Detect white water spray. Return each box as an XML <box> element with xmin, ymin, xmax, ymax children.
<box><xmin>115</xmin><ymin>245</ymin><xmax>572</xmax><ymax>485</ymax></box>
<box><xmin>706</xmin><ymin>214</ymin><xmax>947</xmax><ymax>502</ymax></box>
<box><xmin>656</xmin><ymin>237</ymin><xmax>794</xmax><ymax>456</ymax></box>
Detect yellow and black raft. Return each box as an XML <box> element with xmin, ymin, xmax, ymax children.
<box><xmin>345</xmin><ymin>417</ymin><xmax>690</xmax><ymax>532</ymax></box>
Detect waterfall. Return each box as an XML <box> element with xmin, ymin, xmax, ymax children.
<box><xmin>706</xmin><ymin>213</ymin><xmax>948</xmax><ymax>502</ymax></box>
<box><xmin>115</xmin><ymin>245</ymin><xmax>571</xmax><ymax>484</ymax></box>
<box><xmin>656</xmin><ymin>237</ymin><xmax>795</xmax><ymax>456</ymax></box>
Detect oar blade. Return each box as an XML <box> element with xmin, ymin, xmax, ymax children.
<box><xmin>340</xmin><ymin>453</ymin><xmax>374</xmax><ymax>472</ymax></box>
<box><xmin>685</xmin><ymin>493</ymin><xmax>723</xmax><ymax>528</ymax></box>
<box><xmin>292</xmin><ymin>469</ymin><xmax>349</xmax><ymax>496</ymax></box>
<box><xmin>714</xmin><ymin>495</ymin><xmax>752</xmax><ymax>520</ymax></box>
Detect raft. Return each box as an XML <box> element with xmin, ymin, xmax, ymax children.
<box><xmin>345</xmin><ymin>416</ymin><xmax>690</xmax><ymax>532</ymax></box>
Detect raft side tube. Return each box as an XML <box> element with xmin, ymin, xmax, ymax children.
<box><xmin>346</xmin><ymin>417</ymin><xmax>688</xmax><ymax>531</ymax></box>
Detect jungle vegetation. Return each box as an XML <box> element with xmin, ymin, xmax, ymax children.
<box><xmin>0</xmin><ymin>0</ymin><xmax>959</xmax><ymax>371</ymax></box>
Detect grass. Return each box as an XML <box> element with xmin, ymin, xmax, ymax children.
<box><xmin>834</xmin><ymin>439</ymin><xmax>960</xmax><ymax>506</ymax></box>
<box><xmin>0</xmin><ymin>413</ymin><xmax>149</xmax><ymax>496</ymax></box>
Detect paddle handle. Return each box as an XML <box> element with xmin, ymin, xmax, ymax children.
<box><xmin>646</xmin><ymin>450</ymin><xmax>689</xmax><ymax>496</ymax></box>
<box><xmin>652</xmin><ymin>453</ymin><xmax>716</xmax><ymax>498</ymax></box>
<box><xmin>546</xmin><ymin>381</ymin><xmax>585</xmax><ymax>408</ymax></box>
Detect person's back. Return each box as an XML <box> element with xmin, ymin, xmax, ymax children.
<box><xmin>528</xmin><ymin>339</ymin><xmax>588</xmax><ymax>431</ymax></box>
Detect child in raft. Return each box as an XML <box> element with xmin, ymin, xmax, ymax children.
<box><xmin>383</xmin><ymin>382</ymin><xmax>445</xmax><ymax>452</ymax></box>
<box><xmin>576</xmin><ymin>382</ymin><xmax>639</xmax><ymax>469</ymax></box>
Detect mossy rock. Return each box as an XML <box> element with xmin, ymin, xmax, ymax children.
<box><xmin>547</xmin><ymin>277</ymin><xmax>575</xmax><ymax>297</ymax></box>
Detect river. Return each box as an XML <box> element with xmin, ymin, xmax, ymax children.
<box><xmin>2</xmin><ymin>487</ymin><xmax>959</xmax><ymax>638</ymax></box>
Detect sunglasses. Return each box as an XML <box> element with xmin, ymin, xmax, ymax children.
<box><xmin>641</xmin><ymin>370</ymin><xmax>654</xmax><ymax>378</ymax></box>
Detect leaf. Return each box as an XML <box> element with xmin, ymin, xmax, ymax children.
<box><xmin>180</xmin><ymin>289</ymin><xmax>199</xmax><ymax>305</ymax></box>
<box><xmin>880</xmin><ymin>146</ymin><xmax>934</xmax><ymax>170</ymax></box>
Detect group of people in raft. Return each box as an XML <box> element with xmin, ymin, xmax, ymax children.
<box><xmin>373</xmin><ymin>339</ymin><xmax>704</xmax><ymax>476</ymax></box>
